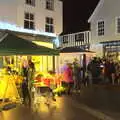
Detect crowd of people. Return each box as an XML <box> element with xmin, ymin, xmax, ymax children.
<box><xmin>19</xmin><ymin>57</ymin><xmax>120</xmax><ymax>103</ymax></box>
<box><xmin>61</xmin><ymin>59</ymin><xmax>83</xmax><ymax>94</ymax></box>
<box><xmin>61</xmin><ymin>57</ymin><xmax>120</xmax><ymax>95</ymax></box>
<box><xmin>87</xmin><ymin>57</ymin><xmax>120</xmax><ymax>85</ymax></box>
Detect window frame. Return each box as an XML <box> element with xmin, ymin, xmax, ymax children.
<box><xmin>75</xmin><ymin>33</ymin><xmax>84</xmax><ymax>42</ymax></box>
<box><xmin>25</xmin><ymin>0</ymin><xmax>35</xmax><ymax>7</ymax></box>
<box><xmin>24</xmin><ymin>12</ymin><xmax>35</xmax><ymax>30</ymax></box>
<box><xmin>97</xmin><ymin>20</ymin><xmax>105</xmax><ymax>36</ymax></box>
<box><xmin>45</xmin><ymin>17</ymin><xmax>54</xmax><ymax>33</ymax></box>
<box><xmin>62</xmin><ymin>36</ymin><xmax>68</xmax><ymax>44</ymax></box>
<box><xmin>46</xmin><ymin>0</ymin><xmax>54</xmax><ymax>11</ymax></box>
<box><xmin>116</xmin><ymin>17</ymin><xmax>120</xmax><ymax>34</ymax></box>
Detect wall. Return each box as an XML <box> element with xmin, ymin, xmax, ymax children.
<box><xmin>0</xmin><ymin>0</ymin><xmax>18</xmax><ymax>24</ymax></box>
<box><xmin>0</xmin><ymin>0</ymin><xmax>63</xmax><ymax>35</ymax></box>
<box><xmin>17</xmin><ymin>0</ymin><xmax>63</xmax><ymax>35</ymax></box>
<box><xmin>90</xmin><ymin>0</ymin><xmax>120</xmax><ymax>44</ymax></box>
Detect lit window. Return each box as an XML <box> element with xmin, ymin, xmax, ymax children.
<box><xmin>75</xmin><ymin>33</ymin><xmax>84</xmax><ymax>42</ymax></box>
<box><xmin>98</xmin><ymin>21</ymin><xmax>104</xmax><ymax>36</ymax></box>
<box><xmin>45</xmin><ymin>17</ymin><xmax>54</xmax><ymax>33</ymax></box>
<box><xmin>25</xmin><ymin>0</ymin><xmax>35</xmax><ymax>6</ymax></box>
<box><xmin>46</xmin><ymin>0</ymin><xmax>54</xmax><ymax>10</ymax></box>
<box><xmin>117</xmin><ymin>17</ymin><xmax>120</xmax><ymax>33</ymax></box>
<box><xmin>24</xmin><ymin>12</ymin><xmax>35</xmax><ymax>30</ymax></box>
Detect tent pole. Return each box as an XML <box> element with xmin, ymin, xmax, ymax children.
<box><xmin>53</xmin><ymin>56</ymin><xmax>55</xmax><ymax>72</ymax></box>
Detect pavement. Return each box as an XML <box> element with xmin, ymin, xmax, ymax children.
<box><xmin>0</xmin><ymin>98</ymin><xmax>20</xmax><ymax>112</ymax></box>
<box><xmin>0</xmin><ymin>102</ymin><xmax>16</xmax><ymax>111</ymax></box>
<box><xmin>72</xmin><ymin>84</ymin><xmax>120</xmax><ymax>120</ymax></box>
<box><xmin>1</xmin><ymin>84</ymin><xmax>120</xmax><ymax>120</ymax></box>
<box><xmin>0</xmin><ymin>96</ymin><xmax>100</xmax><ymax>120</ymax></box>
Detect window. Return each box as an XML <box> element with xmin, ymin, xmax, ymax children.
<box><xmin>117</xmin><ymin>17</ymin><xmax>120</xmax><ymax>33</ymax></box>
<box><xmin>46</xmin><ymin>0</ymin><xmax>54</xmax><ymax>10</ymax></box>
<box><xmin>63</xmin><ymin>36</ymin><xmax>68</xmax><ymax>43</ymax></box>
<box><xmin>25</xmin><ymin>0</ymin><xmax>35</xmax><ymax>6</ymax></box>
<box><xmin>75</xmin><ymin>33</ymin><xmax>84</xmax><ymax>42</ymax></box>
<box><xmin>24</xmin><ymin>12</ymin><xmax>35</xmax><ymax>30</ymax></box>
<box><xmin>45</xmin><ymin>17</ymin><xmax>54</xmax><ymax>33</ymax></box>
<box><xmin>98</xmin><ymin>21</ymin><xmax>104</xmax><ymax>36</ymax></box>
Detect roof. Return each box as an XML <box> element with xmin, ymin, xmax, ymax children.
<box><xmin>88</xmin><ymin>0</ymin><xmax>104</xmax><ymax>22</ymax></box>
<box><xmin>60</xmin><ymin>47</ymin><xmax>93</xmax><ymax>53</ymax></box>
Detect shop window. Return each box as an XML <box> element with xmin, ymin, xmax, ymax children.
<box><xmin>24</xmin><ymin>12</ymin><xmax>35</xmax><ymax>30</ymax></box>
<box><xmin>46</xmin><ymin>0</ymin><xmax>54</xmax><ymax>10</ymax></box>
<box><xmin>25</xmin><ymin>0</ymin><xmax>35</xmax><ymax>6</ymax></box>
<box><xmin>98</xmin><ymin>21</ymin><xmax>104</xmax><ymax>36</ymax></box>
<box><xmin>75</xmin><ymin>33</ymin><xmax>84</xmax><ymax>42</ymax></box>
<box><xmin>117</xmin><ymin>17</ymin><xmax>120</xmax><ymax>33</ymax></box>
<box><xmin>45</xmin><ymin>17</ymin><xmax>54</xmax><ymax>33</ymax></box>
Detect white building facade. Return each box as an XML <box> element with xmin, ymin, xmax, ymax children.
<box><xmin>60</xmin><ymin>31</ymin><xmax>90</xmax><ymax>49</ymax></box>
<box><xmin>0</xmin><ymin>0</ymin><xmax>63</xmax><ymax>73</ymax></box>
<box><xmin>88</xmin><ymin>0</ymin><xmax>120</xmax><ymax>59</ymax></box>
<box><xmin>0</xmin><ymin>0</ymin><xmax>63</xmax><ymax>35</ymax></box>
<box><xmin>57</xmin><ymin>31</ymin><xmax>95</xmax><ymax>73</ymax></box>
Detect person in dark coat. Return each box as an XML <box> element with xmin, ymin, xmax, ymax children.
<box><xmin>87</xmin><ymin>58</ymin><xmax>101</xmax><ymax>84</ymax></box>
<box><xmin>104</xmin><ymin>59</ymin><xmax>116</xmax><ymax>84</ymax></box>
<box><xmin>21</xmin><ymin>78</ymin><xmax>31</xmax><ymax>106</ymax></box>
<box><xmin>73</xmin><ymin>60</ymin><xmax>81</xmax><ymax>92</ymax></box>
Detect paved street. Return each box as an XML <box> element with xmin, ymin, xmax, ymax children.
<box><xmin>72</xmin><ymin>85</ymin><xmax>120</xmax><ymax>120</ymax></box>
<box><xmin>0</xmin><ymin>96</ymin><xmax>98</xmax><ymax>120</ymax></box>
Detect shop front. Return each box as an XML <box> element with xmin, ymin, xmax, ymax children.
<box><xmin>101</xmin><ymin>40</ymin><xmax>120</xmax><ymax>61</ymax></box>
<box><xmin>57</xmin><ymin>47</ymin><xmax>95</xmax><ymax>80</ymax></box>
<box><xmin>59</xmin><ymin>47</ymin><xmax>95</xmax><ymax>69</ymax></box>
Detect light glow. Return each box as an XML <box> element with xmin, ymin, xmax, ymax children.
<box><xmin>33</xmin><ymin>41</ymin><xmax>53</xmax><ymax>48</ymax></box>
<box><xmin>118</xmin><ymin>55</ymin><xmax>120</xmax><ymax>61</ymax></box>
<box><xmin>53</xmin><ymin>36</ymin><xmax>59</xmax><ymax>47</ymax></box>
<box><xmin>0</xmin><ymin>74</ymin><xmax>22</xmax><ymax>100</ymax></box>
<box><xmin>32</xmin><ymin>56</ymin><xmax>53</xmax><ymax>72</ymax></box>
<box><xmin>0</xmin><ymin>21</ymin><xmax>57</xmax><ymax>38</ymax></box>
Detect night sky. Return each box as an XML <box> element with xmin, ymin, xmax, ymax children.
<box><xmin>63</xmin><ymin>0</ymin><xmax>100</xmax><ymax>34</ymax></box>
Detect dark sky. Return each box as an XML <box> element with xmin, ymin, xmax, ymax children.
<box><xmin>63</xmin><ymin>0</ymin><xmax>100</xmax><ymax>34</ymax></box>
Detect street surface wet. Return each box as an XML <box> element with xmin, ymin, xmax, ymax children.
<box><xmin>0</xmin><ymin>96</ymin><xmax>98</xmax><ymax>120</ymax></box>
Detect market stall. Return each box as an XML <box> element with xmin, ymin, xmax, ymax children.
<box><xmin>58</xmin><ymin>47</ymin><xmax>95</xmax><ymax>73</ymax></box>
<box><xmin>0</xmin><ymin>31</ymin><xmax>59</xmax><ymax>102</ymax></box>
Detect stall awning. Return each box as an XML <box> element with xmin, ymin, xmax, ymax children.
<box><xmin>0</xmin><ymin>32</ymin><xmax>59</xmax><ymax>55</ymax></box>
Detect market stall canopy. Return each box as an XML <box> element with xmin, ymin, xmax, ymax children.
<box><xmin>60</xmin><ymin>47</ymin><xmax>94</xmax><ymax>53</ymax></box>
<box><xmin>0</xmin><ymin>32</ymin><xmax>59</xmax><ymax>55</ymax></box>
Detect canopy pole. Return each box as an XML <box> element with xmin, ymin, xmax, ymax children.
<box><xmin>47</xmin><ymin>56</ymin><xmax>48</xmax><ymax>72</ymax></box>
<box><xmin>53</xmin><ymin>56</ymin><xmax>55</xmax><ymax>72</ymax></box>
